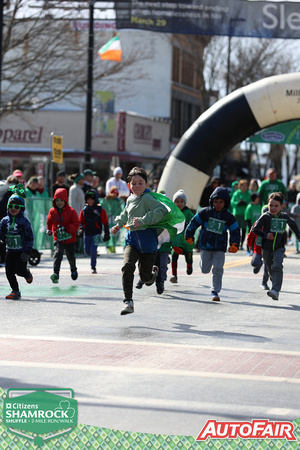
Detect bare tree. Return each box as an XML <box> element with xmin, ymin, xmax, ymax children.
<box><xmin>227</xmin><ymin>37</ymin><xmax>300</xmax><ymax>93</ymax></box>
<box><xmin>1</xmin><ymin>0</ymin><xmax>150</xmax><ymax>118</ymax></box>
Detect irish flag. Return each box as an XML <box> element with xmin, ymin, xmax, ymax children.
<box><xmin>98</xmin><ymin>36</ymin><xmax>122</xmax><ymax>62</ymax></box>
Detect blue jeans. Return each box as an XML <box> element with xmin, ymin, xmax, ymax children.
<box><xmin>84</xmin><ymin>234</ymin><xmax>98</xmax><ymax>268</ymax></box>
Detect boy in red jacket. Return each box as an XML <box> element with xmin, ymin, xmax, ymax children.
<box><xmin>46</xmin><ymin>188</ymin><xmax>79</xmax><ymax>283</ymax></box>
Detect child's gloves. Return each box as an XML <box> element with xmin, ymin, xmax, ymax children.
<box><xmin>103</xmin><ymin>233</ymin><xmax>110</xmax><ymax>242</ymax></box>
<box><xmin>20</xmin><ymin>252</ymin><xmax>30</xmax><ymax>262</ymax></box>
<box><xmin>228</xmin><ymin>243</ymin><xmax>239</xmax><ymax>253</ymax></box>
<box><xmin>46</xmin><ymin>230</ymin><xmax>52</xmax><ymax>236</ymax></box>
<box><xmin>185</xmin><ymin>236</ymin><xmax>194</xmax><ymax>245</ymax></box>
<box><xmin>173</xmin><ymin>246</ymin><xmax>183</xmax><ymax>254</ymax></box>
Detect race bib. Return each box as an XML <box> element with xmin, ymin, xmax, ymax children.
<box><xmin>206</xmin><ymin>217</ymin><xmax>225</xmax><ymax>235</ymax></box>
<box><xmin>256</xmin><ymin>236</ymin><xmax>262</xmax><ymax>247</ymax></box>
<box><xmin>7</xmin><ymin>234</ymin><xmax>22</xmax><ymax>250</ymax></box>
<box><xmin>270</xmin><ymin>218</ymin><xmax>287</xmax><ymax>233</ymax></box>
<box><xmin>93</xmin><ymin>235</ymin><xmax>103</xmax><ymax>245</ymax></box>
<box><xmin>57</xmin><ymin>228</ymin><xmax>72</xmax><ymax>241</ymax></box>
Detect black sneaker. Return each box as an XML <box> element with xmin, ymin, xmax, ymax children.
<box><xmin>25</xmin><ymin>270</ymin><xmax>33</xmax><ymax>284</ymax></box>
<box><xmin>71</xmin><ymin>270</ymin><xmax>78</xmax><ymax>280</ymax></box>
<box><xmin>145</xmin><ymin>265</ymin><xmax>159</xmax><ymax>286</ymax></box>
<box><xmin>156</xmin><ymin>282</ymin><xmax>164</xmax><ymax>295</ymax></box>
<box><xmin>6</xmin><ymin>291</ymin><xmax>21</xmax><ymax>300</ymax></box>
<box><xmin>91</xmin><ymin>267</ymin><xmax>97</xmax><ymax>274</ymax></box>
<box><xmin>135</xmin><ymin>280</ymin><xmax>144</xmax><ymax>289</ymax></box>
<box><xmin>186</xmin><ymin>265</ymin><xmax>193</xmax><ymax>275</ymax></box>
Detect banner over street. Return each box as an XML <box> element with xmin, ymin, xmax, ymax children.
<box><xmin>115</xmin><ymin>0</ymin><xmax>300</xmax><ymax>39</ymax></box>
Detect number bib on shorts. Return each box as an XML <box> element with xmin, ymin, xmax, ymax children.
<box><xmin>7</xmin><ymin>234</ymin><xmax>22</xmax><ymax>250</ymax></box>
<box><xmin>57</xmin><ymin>228</ymin><xmax>72</xmax><ymax>241</ymax></box>
<box><xmin>206</xmin><ymin>217</ymin><xmax>225</xmax><ymax>235</ymax></box>
<box><xmin>93</xmin><ymin>234</ymin><xmax>103</xmax><ymax>245</ymax></box>
<box><xmin>270</xmin><ymin>218</ymin><xmax>287</xmax><ymax>233</ymax></box>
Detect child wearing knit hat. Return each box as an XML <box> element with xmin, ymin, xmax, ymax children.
<box><xmin>170</xmin><ymin>189</ymin><xmax>194</xmax><ymax>283</ymax></box>
<box><xmin>0</xmin><ymin>187</ymin><xmax>34</xmax><ymax>300</ymax></box>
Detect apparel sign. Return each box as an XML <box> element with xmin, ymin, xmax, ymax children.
<box><xmin>115</xmin><ymin>0</ymin><xmax>300</xmax><ymax>39</ymax></box>
<box><xmin>3</xmin><ymin>389</ymin><xmax>77</xmax><ymax>446</ymax></box>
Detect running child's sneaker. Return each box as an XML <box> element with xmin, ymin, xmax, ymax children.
<box><xmin>25</xmin><ymin>270</ymin><xmax>33</xmax><ymax>284</ymax></box>
<box><xmin>267</xmin><ymin>290</ymin><xmax>279</xmax><ymax>301</ymax></box>
<box><xmin>145</xmin><ymin>265</ymin><xmax>159</xmax><ymax>286</ymax></box>
<box><xmin>260</xmin><ymin>283</ymin><xmax>269</xmax><ymax>290</ymax></box>
<box><xmin>170</xmin><ymin>275</ymin><xmax>178</xmax><ymax>283</ymax></box>
<box><xmin>135</xmin><ymin>280</ymin><xmax>144</xmax><ymax>289</ymax></box>
<box><xmin>211</xmin><ymin>291</ymin><xmax>220</xmax><ymax>301</ymax></box>
<box><xmin>120</xmin><ymin>299</ymin><xmax>134</xmax><ymax>315</ymax></box>
<box><xmin>6</xmin><ymin>291</ymin><xmax>21</xmax><ymax>300</ymax></box>
<box><xmin>156</xmin><ymin>282</ymin><xmax>164</xmax><ymax>295</ymax></box>
<box><xmin>186</xmin><ymin>265</ymin><xmax>193</xmax><ymax>275</ymax></box>
<box><xmin>71</xmin><ymin>270</ymin><xmax>78</xmax><ymax>280</ymax></box>
<box><xmin>50</xmin><ymin>273</ymin><xmax>59</xmax><ymax>283</ymax></box>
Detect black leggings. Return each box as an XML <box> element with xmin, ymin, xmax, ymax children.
<box><xmin>5</xmin><ymin>251</ymin><xmax>29</xmax><ymax>291</ymax></box>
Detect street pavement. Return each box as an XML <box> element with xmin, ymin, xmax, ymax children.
<box><xmin>0</xmin><ymin>245</ymin><xmax>300</xmax><ymax>437</ymax></box>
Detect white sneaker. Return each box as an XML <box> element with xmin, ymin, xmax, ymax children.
<box><xmin>120</xmin><ymin>300</ymin><xmax>134</xmax><ymax>315</ymax></box>
<box><xmin>170</xmin><ymin>275</ymin><xmax>178</xmax><ymax>283</ymax></box>
<box><xmin>267</xmin><ymin>290</ymin><xmax>279</xmax><ymax>301</ymax></box>
<box><xmin>260</xmin><ymin>283</ymin><xmax>270</xmax><ymax>290</ymax></box>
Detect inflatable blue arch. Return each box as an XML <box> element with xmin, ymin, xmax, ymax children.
<box><xmin>159</xmin><ymin>73</ymin><xmax>300</xmax><ymax>210</ymax></box>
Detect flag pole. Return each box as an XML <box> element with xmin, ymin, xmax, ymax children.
<box><xmin>84</xmin><ymin>0</ymin><xmax>95</xmax><ymax>170</ymax></box>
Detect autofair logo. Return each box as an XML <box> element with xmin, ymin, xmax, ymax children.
<box><xmin>196</xmin><ymin>420</ymin><xmax>296</xmax><ymax>441</ymax></box>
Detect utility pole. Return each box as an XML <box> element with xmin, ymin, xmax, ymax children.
<box><xmin>84</xmin><ymin>0</ymin><xmax>95</xmax><ymax>169</ymax></box>
<box><xmin>0</xmin><ymin>1</ymin><xmax>4</xmax><ymax>111</ymax></box>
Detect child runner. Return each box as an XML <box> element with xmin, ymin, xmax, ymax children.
<box><xmin>251</xmin><ymin>192</ymin><xmax>300</xmax><ymax>300</ymax></box>
<box><xmin>46</xmin><ymin>188</ymin><xmax>79</xmax><ymax>283</ymax></box>
<box><xmin>247</xmin><ymin>224</ymin><xmax>270</xmax><ymax>290</ymax></box>
<box><xmin>170</xmin><ymin>189</ymin><xmax>194</xmax><ymax>283</ymax></box>
<box><xmin>291</xmin><ymin>192</ymin><xmax>300</xmax><ymax>254</ymax></box>
<box><xmin>0</xmin><ymin>188</ymin><xmax>34</xmax><ymax>299</ymax></box>
<box><xmin>244</xmin><ymin>192</ymin><xmax>261</xmax><ymax>255</ymax></box>
<box><xmin>185</xmin><ymin>186</ymin><xmax>240</xmax><ymax>301</ymax></box>
<box><xmin>79</xmin><ymin>189</ymin><xmax>110</xmax><ymax>273</ymax></box>
<box><xmin>111</xmin><ymin>167</ymin><xmax>168</xmax><ymax>315</ymax></box>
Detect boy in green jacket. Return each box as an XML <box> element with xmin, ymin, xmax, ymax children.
<box><xmin>111</xmin><ymin>167</ymin><xmax>168</xmax><ymax>315</ymax></box>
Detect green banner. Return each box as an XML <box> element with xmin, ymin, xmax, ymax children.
<box><xmin>247</xmin><ymin>120</ymin><xmax>300</xmax><ymax>145</ymax></box>
<box><xmin>99</xmin><ymin>198</ymin><xmax>126</xmax><ymax>250</ymax></box>
<box><xmin>25</xmin><ymin>198</ymin><xmax>54</xmax><ymax>250</ymax></box>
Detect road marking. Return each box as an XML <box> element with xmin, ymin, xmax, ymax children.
<box><xmin>0</xmin><ymin>359</ymin><xmax>300</xmax><ymax>384</ymax></box>
<box><xmin>76</xmin><ymin>395</ymin><xmax>300</xmax><ymax>418</ymax></box>
<box><xmin>1</xmin><ymin>334</ymin><xmax>300</xmax><ymax>355</ymax></box>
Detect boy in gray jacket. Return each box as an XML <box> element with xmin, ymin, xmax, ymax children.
<box><xmin>252</xmin><ymin>192</ymin><xmax>300</xmax><ymax>300</ymax></box>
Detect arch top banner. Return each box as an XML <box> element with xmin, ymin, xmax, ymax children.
<box><xmin>115</xmin><ymin>0</ymin><xmax>300</xmax><ymax>39</ymax></box>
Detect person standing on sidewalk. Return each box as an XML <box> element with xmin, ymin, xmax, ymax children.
<box><xmin>46</xmin><ymin>188</ymin><xmax>79</xmax><ymax>284</ymax></box>
<box><xmin>0</xmin><ymin>188</ymin><xmax>34</xmax><ymax>300</ymax></box>
<box><xmin>111</xmin><ymin>167</ymin><xmax>168</xmax><ymax>315</ymax></box>
<box><xmin>251</xmin><ymin>192</ymin><xmax>300</xmax><ymax>301</ymax></box>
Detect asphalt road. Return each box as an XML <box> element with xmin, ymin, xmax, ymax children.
<box><xmin>0</xmin><ymin>245</ymin><xmax>299</xmax><ymax>436</ymax></box>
